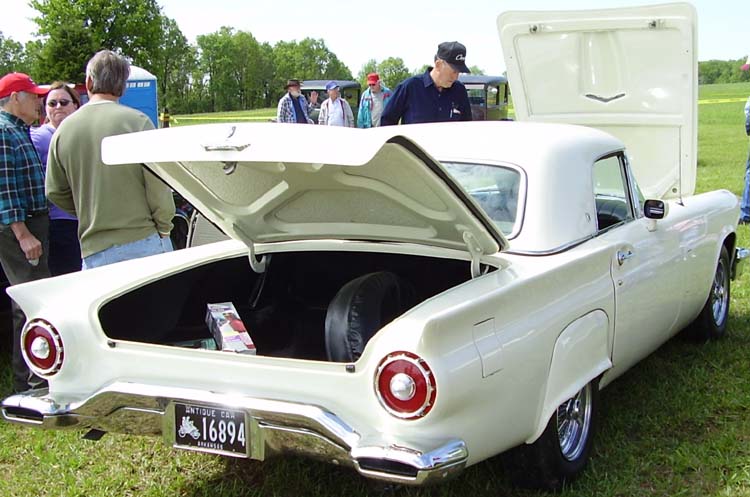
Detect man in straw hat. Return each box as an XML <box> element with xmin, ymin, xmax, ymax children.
<box><xmin>277</xmin><ymin>79</ymin><xmax>318</xmax><ymax>124</ymax></box>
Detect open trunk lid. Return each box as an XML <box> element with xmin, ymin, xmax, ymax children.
<box><xmin>102</xmin><ymin>123</ymin><xmax>508</xmax><ymax>268</ymax></box>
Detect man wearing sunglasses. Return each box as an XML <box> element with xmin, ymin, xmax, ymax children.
<box><xmin>0</xmin><ymin>72</ymin><xmax>51</xmax><ymax>393</ymax></box>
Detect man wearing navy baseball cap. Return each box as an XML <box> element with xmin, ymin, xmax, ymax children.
<box><xmin>0</xmin><ymin>72</ymin><xmax>51</xmax><ymax>392</ymax></box>
<box><xmin>381</xmin><ymin>41</ymin><xmax>472</xmax><ymax>125</ymax></box>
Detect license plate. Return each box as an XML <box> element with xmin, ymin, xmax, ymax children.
<box><xmin>173</xmin><ymin>402</ymin><xmax>248</xmax><ymax>457</ymax></box>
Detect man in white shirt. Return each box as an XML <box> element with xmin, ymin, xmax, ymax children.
<box><xmin>318</xmin><ymin>81</ymin><xmax>354</xmax><ymax>127</ymax></box>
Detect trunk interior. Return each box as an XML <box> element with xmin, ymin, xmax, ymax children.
<box><xmin>99</xmin><ymin>251</ymin><xmax>477</xmax><ymax>361</ymax></box>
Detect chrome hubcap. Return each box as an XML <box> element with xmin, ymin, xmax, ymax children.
<box><xmin>557</xmin><ymin>383</ymin><xmax>592</xmax><ymax>461</ymax></box>
<box><xmin>711</xmin><ymin>258</ymin><xmax>729</xmax><ymax>326</ymax></box>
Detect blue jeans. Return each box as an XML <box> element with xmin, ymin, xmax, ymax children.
<box><xmin>83</xmin><ymin>233</ymin><xmax>173</xmax><ymax>270</ymax></box>
<box><xmin>742</xmin><ymin>151</ymin><xmax>750</xmax><ymax>221</ymax></box>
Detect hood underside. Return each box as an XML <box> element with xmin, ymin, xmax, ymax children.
<box><xmin>498</xmin><ymin>2</ymin><xmax>697</xmax><ymax>199</ymax></box>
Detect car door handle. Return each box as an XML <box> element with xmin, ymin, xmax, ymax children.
<box><xmin>617</xmin><ymin>250</ymin><xmax>634</xmax><ymax>266</ymax></box>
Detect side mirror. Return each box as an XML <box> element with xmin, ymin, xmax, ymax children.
<box><xmin>643</xmin><ymin>199</ymin><xmax>668</xmax><ymax>219</ymax></box>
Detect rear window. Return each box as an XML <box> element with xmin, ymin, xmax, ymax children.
<box><xmin>443</xmin><ymin>161</ymin><xmax>524</xmax><ymax>237</ymax></box>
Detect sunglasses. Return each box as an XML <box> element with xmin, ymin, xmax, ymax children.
<box><xmin>47</xmin><ymin>99</ymin><xmax>72</xmax><ymax>108</ymax></box>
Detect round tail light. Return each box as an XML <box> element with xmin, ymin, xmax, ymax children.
<box><xmin>21</xmin><ymin>320</ymin><xmax>64</xmax><ymax>376</ymax></box>
<box><xmin>375</xmin><ymin>351</ymin><xmax>436</xmax><ymax>419</ymax></box>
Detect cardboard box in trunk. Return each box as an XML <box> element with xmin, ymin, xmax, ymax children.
<box><xmin>205</xmin><ymin>302</ymin><xmax>256</xmax><ymax>354</ymax></box>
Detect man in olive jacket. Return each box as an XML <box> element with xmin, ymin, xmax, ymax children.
<box><xmin>46</xmin><ymin>50</ymin><xmax>175</xmax><ymax>268</ymax></box>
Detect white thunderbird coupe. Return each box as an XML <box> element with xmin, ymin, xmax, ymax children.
<box><xmin>2</xmin><ymin>2</ymin><xmax>746</xmax><ymax>491</ymax></box>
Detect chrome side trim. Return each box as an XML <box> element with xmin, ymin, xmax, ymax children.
<box><xmin>505</xmin><ymin>234</ymin><xmax>595</xmax><ymax>256</ymax></box>
<box><xmin>1</xmin><ymin>383</ymin><xmax>468</xmax><ymax>486</ymax></box>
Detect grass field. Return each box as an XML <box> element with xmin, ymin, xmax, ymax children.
<box><xmin>2</xmin><ymin>83</ymin><xmax>750</xmax><ymax>497</ymax></box>
<box><xmin>173</xmin><ymin>108</ymin><xmax>276</xmax><ymax>125</ymax></box>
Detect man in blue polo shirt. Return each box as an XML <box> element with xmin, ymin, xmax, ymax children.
<box><xmin>381</xmin><ymin>41</ymin><xmax>472</xmax><ymax>126</ymax></box>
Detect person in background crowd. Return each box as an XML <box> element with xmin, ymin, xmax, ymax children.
<box><xmin>46</xmin><ymin>50</ymin><xmax>175</xmax><ymax>269</ymax></box>
<box><xmin>381</xmin><ymin>41</ymin><xmax>472</xmax><ymax>126</ymax></box>
<box><xmin>740</xmin><ymin>94</ymin><xmax>750</xmax><ymax>225</ymax></box>
<box><xmin>318</xmin><ymin>81</ymin><xmax>354</xmax><ymax>127</ymax></box>
<box><xmin>276</xmin><ymin>79</ymin><xmax>317</xmax><ymax>124</ymax></box>
<box><xmin>357</xmin><ymin>73</ymin><xmax>392</xmax><ymax>128</ymax></box>
<box><xmin>0</xmin><ymin>72</ymin><xmax>50</xmax><ymax>392</ymax></box>
<box><xmin>30</xmin><ymin>81</ymin><xmax>82</xmax><ymax>275</ymax></box>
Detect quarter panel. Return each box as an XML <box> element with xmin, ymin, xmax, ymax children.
<box><xmin>376</xmin><ymin>241</ymin><xmax>616</xmax><ymax>464</ymax></box>
<box><xmin>531</xmin><ymin>309</ymin><xmax>611</xmax><ymax>443</ymax></box>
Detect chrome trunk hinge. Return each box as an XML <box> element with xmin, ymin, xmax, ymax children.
<box><xmin>232</xmin><ymin>224</ymin><xmax>268</xmax><ymax>273</ymax></box>
<box><xmin>463</xmin><ymin>231</ymin><xmax>484</xmax><ymax>279</ymax></box>
<box><xmin>248</xmin><ymin>243</ymin><xmax>267</xmax><ymax>274</ymax></box>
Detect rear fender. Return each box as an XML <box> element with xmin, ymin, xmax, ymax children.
<box><xmin>526</xmin><ymin>309</ymin><xmax>611</xmax><ymax>443</ymax></box>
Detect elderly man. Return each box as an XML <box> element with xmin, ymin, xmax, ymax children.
<box><xmin>357</xmin><ymin>73</ymin><xmax>392</xmax><ymax>128</ymax></box>
<box><xmin>276</xmin><ymin>79</ymin><xmax>318</xmax><ymax>124</ymax></box>
<box><xmin>381</xmin><ymin>41</ymin><xmax>472</xmax><ymax>125</ymax></box>
<box><xmin>318</xmin><ymin>81</ymin><xmax>355</xmax><ymax>127</ymax></box>
<box><xmin>46</xmin><ymin>50</ymin><xmax>175</xmax><ymax>269</ymax></box>
<box><xmin>0</xmin><ymin>72</ymin><xmax>50</xmax><ymax>392</ymax></box>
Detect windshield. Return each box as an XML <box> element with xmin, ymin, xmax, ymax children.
<box><xmin>443</xmin><ymin>161</ymin><xmax>523</xmax><ymax>237</ymax></box>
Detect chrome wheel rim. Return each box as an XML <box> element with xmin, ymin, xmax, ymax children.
<box><xmin>557</xmin><ymin>383</ymin><xmax>592</xmax><ymax>461</ymax></box>
<box><xmin>711</xmin><ymin>257</ymin><xmax>729</xmax><ymax>327</ymax></box>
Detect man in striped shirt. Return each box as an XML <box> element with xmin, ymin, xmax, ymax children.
<box><xmin>0</xmin><ymin>72</ymin><xmax>50</xmax><ymax>392</ymax></box>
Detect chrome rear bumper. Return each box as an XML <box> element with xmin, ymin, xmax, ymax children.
<box><xmin>1</xmin><ymin>383</ymin><xmax>467</xmax><ymax>485</ymax></box>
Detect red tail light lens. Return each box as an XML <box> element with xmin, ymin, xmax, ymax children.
<box><xmin>375</xmin><ymin>351</ymin><xmax>436</xmax><ymax>419</ymax></box>
<box><xmin>21</xmin><ymin>320</ymin><xmax>64</xmax><ymax>376</ymax></box>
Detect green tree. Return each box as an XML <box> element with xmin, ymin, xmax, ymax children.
<box><xmin>357</xmin><ymin>58</ymin><xmax>378</xmax><ymax>88</ymax></box>
<box><xmin>0</xmin><ymin>33</ymin><xmax>29</xmax><ymax>75</ymax></box>
<box><xmin>377</xmin><ymin>57</ymin><xmax>410</xmax><ymax>90</ymax></box>
<box><xmin>271</xmin><ymin>38</ymin><xmax>353</xmax><ymax>101</ymax></box>
<box><xmin>195</xmin><ymin>27</ymin><xmax>272</xmax><ymax>112</ymax></box>
<box><xmin>33</xmin><ymin>20</ymin><xmax>94</xmax><ymax>83</ymax></box>
<box><xmin>196</xmin><ymin>27</ymin><xmax>235</xmax><ymax>112</ymax></box>
<box><xmin>151</xmin><ymin>16</ymin><xmax>192</xmax><ymax>110</ymax></box>
<box><xmin>257</xmin><ymin>42</ymin><xmax>276</xmax><ymax>108</ymax></box>
<box><xmin>699</xmin><ymin>58</ymin><xmax>750</xmax><ymax>84</ymax></box>
<box><xmin>30</xmin><ymin>0</ymin><xmax>163</xmax><ymax>76</ymax></box>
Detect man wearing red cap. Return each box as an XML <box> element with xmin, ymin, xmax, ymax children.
<box><xmin>0</xmin><ymin>72</ymin><xmax>51</xmax><ymax>392</ymax></box>
<box><xmin>357</xmin><ymin>73</ymin><xmax>392</xmax><ymax>128</ymax></box>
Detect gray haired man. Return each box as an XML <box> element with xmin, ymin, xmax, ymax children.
<box><xmin>46</xmin><ymin>50</ymin><xmax>175</xmax><ymax>269</ymax></box>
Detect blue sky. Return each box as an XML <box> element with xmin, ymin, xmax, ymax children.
<box><xmin>4</xmin><ymin>0</ymin><xmax>747</xmax><ymax>76</ymax></box>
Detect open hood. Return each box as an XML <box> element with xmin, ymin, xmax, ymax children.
<box><xmin>498</xmin><ymin>3</ymin><xmax>697</xmax><ymax>199</ymax></box>
<box><xmin>102</xmin><ymin>124</ymin><xmax>507</xmax><ymax>271</ymax></box>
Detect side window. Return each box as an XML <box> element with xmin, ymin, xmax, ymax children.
<box><xmin>593</xmin><ymin>154</ymin><xmax>634</xmax><ymax>231</ymax></box>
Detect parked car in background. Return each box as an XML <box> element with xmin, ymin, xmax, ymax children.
<box><xmin>3</xmin><ymin>3</ymin><xmax>744</xmax><ymax>491</ymax></box>
<box><xmin>301</xmin><ymin>80</ymin><xmax>361</xmax><ymax>124</ymax></box>
<box><xmin>458</xmin><ymin>74</ymin><xmax>510</xmax><ymax>120</ymax></box>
